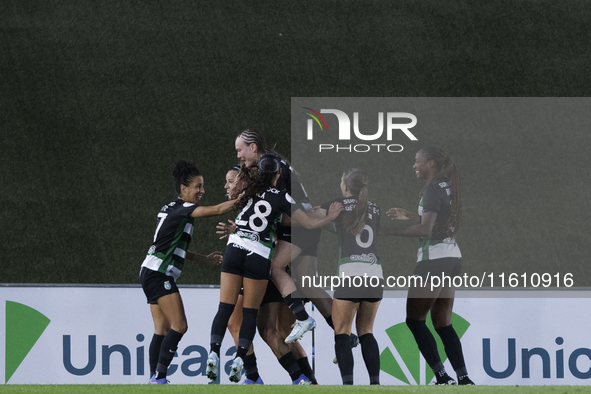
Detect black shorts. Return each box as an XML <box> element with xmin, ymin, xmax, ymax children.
<box><xmin>277</xmin><ymin>225</ymin><xmax>291</xmax><ymax>243</ymax></box>
<box><xmin>222</xmin><ymin>243</ymin><xmax>271</xmax><ymax>280</ymax></box>
<box><xmin>261</xmin><ymin>280</ymin><xmax>284</xmax><ymax>304</ymax></box>
<box><xmin>335</xmin><ymin>296</ymin><xmax>382</xmax><ymax>303</ymax></box>
<box><xmin>334</xmin><ymin>277</ymin><xmax>384</xmax><ymax>301</ymax></box>
<box><xmin>140</xmin><ymin>267</ymin><xmax>179</xmax><ymax>304</ymax></box>
<box><xmin>412</xmin><ymin>257</ymin><xmax>462</xmax><ymax>280</ymax></box>
<box><xmin>409</xmin><ymin>257</ymin><xmax>462</xmax><ymax>298</ymax></box>
<box><xmin>292</xmin><ymin>227</ymin><xmax>322</xmax><ymax>257</ymax></box>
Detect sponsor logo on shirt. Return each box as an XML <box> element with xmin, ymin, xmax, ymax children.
<box><xmin>231</xmin><ymin>243</ymin><xmax>249</xmax><ymax>251</ymax></box>
<box><xmin>350</xmin><ymin>253</ymin><xmax>378</xmax><ymax>265</ymax></box>
<box><xmin>236</xmin><ymin>230</ymin><xmax>261</xmax><ymax>243</ymax></box>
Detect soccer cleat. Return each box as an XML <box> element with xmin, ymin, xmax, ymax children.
<box><xmin>206</xmin><ymin>352</ymin><xmax>220</xmax><ymax>381</ymax></box>
<box><xmin>285</xmin><ymin>316</ymin><xmax>316</xmax><ymax>344</ymax></box>
<box><xmin>149</xmin><ymin>374</ymin><xmax>170</xmax><ymax>384</ymax></box>
<box><xmin>350</xmin><ymin>333</ymin><xmax>360</xmax><ymax>348</ymax></box>
<box><xmin>434</xmin><ymin>374</ymin><xmax>456</xmax><ymax>385</ymax></box>
<box><xmin>458</xmin><ymin>376</ymin><xmax>475</xmax><ymax>385</ymax></box>
<box><xmin>243</xmin><ymin>376</ymin><xmax>264</xmax><ymax>384</ymax></box>
<box><xmin>229</xmin><ymin>356</ymin><xmax>244</xmax><ymax>383</ymax></box>
<box><xmin>334</xmin><ymin>333</ymin><xmax>360</xmax><ymax>364</ymax></box>
<box><xmin>292</xmin><ymin>374</ymin><xmax>312</xmax><ymax>385</ymax></box>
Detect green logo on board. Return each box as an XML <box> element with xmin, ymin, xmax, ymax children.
<box><xmin>5</xmin><ymin>301</ymin><xmax>51</xmax><ymax>383</ymax></box>
<box><xmin>380</xmin><ymin>312</ymin><xmax>470</xmax><ymax>385</ymax></box>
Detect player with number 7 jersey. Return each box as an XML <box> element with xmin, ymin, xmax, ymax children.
<box><xmin>140</xmin><ymin>160</ymin><xmax>237</xmax><ymax>385</ymax></box>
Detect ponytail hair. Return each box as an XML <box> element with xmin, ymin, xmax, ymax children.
<box><xmin>341</xmin><ymin>168</ymin><xmax>369</xmax><ymax>236</ymax></box>
<box><xmin>419</xmin><ymin>147</ymin><xmax>463</xmax><ymax>238</ymax></box>
<box><xmin>172</xmin><ymin>160</ymin><xmax>201</xmax><ymax>196</ymax></box>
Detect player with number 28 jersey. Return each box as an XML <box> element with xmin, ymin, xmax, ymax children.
<box><xmin>227</xmin><ymin>186</ymin><xmax>294</xmax><ymax>261</ymax></box>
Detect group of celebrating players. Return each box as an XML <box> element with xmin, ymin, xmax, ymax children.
<box><xmin>139</xmin><ymin>128</ymin><xmax>475</xmax><ymax>386</ymax></box>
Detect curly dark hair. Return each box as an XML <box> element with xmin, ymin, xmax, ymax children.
<box><xmin>172</xmin><ymin>160</ymin><xmax>201</xmax><ymax>196</ymax></box>
<box><xmin>237</xmin><ymin>153</ymin><xmax>282</xmax><ymax>208</ymax></box>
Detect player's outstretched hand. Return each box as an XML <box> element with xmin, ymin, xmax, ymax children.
<box><xmin>327</xmin><ymin>202</ymin><xmax>344</xmax><ymax>219</ymax></box>
<box><xmin>216</xmin><ymin>220</ymin><xmax>236</xmax><ymax>239</ymax></box>
<box><xmin>206</xmin><ymin>251</ymin><xmax>223</xmax><ymax>265</ymax></box>
<box><xmin>387</xmin><ymin>208</ymin><xmax>418</xmax><ymax>222</ymax></box>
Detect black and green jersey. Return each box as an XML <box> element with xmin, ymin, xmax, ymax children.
<box><xmin>417</xmin><ymin>179</ymin><xmax>462</xmax><ymax>261</ymax></box>
<box><xmin>323</xmin><ymin>197</ymin><xmax>383</xmax><ymax>279</ymax></box>
<box><xmin>228</xmin><ymin>187</ymin><xmax>293</xmax><ymax>260</ymax></box>
<box><xmin>277</xmin><ymin>159</ymin><xmax>312</xmax><ymax>211</ymax></box>
<box><xmin>141</xmin><ymin>199</ymin><xmax>198</xmax><ymax>281</ymax></box>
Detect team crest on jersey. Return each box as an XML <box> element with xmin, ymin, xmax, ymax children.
<box><xmin>148</xmin><ymin>245</ymin><xmax>156</xmax><ymax>255</ymax></box>
<box><xmin>164</xmin><ymin>281</ymin><xmax>171</xmax><ymax>290</ymax></box>
<box><xmin>350</xmin><ymin>253</ymin><xmax>379</xmax><ymax>265</ymax></box>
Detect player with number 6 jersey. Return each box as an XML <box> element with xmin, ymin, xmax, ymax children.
<box><xmin>315</xmin><ymin>168</ymin><xmax>384</xmax><ymax>385</ymax></box>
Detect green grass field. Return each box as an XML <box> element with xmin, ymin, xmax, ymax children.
<box><xmin>2</xmin><ymin>386</ymin><xmax>591</xmax><ymax>394</ymax></box>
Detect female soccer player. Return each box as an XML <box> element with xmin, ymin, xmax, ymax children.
<box><xmin>140</xmin><ymin>160</ymin><xmax>237</xmax><ymax>384</ymax></box>
<box><xmin>206</xmin><ymin>153</ymin><xmax>342</xmax><ymax>384</ymax></box>
<box><xmin>386</xmin><ymin>147</ymin><xmax>475</xmax><ymax>385</ymax></box>
<box><xmin>314</xmin><ymin>168</ymin><xmax>383</xmax><ymax>385</ymax></box>
<box><xmin>221</xmin><ymin>165</ymin><xmax>266</xmax><ymax>384</ymax></box>
<box><xmin>234</xmin><ymin>129</ymin><xmax>335</xmax><ymax>344</ymax></box>
<box><xmin>218</xmin><ymin>165</ymin><xmax>320</xmax><ymax>384</ymax></box>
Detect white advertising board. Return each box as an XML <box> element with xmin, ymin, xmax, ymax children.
<box><xmin>2</xmin><ymin>286</ymin><xmax>591</xmax><ymax>385</ymax></box>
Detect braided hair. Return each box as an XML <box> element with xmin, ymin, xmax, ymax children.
<box><xmin>419</xmin><ymin>147</ymin><xmax>463</xmax><ymax>238</ymax></box>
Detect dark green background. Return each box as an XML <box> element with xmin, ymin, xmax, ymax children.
<box><xmin>2</xmin><ymin>1</ymin><xmax>590</xmax><ymax>284</ymax></box>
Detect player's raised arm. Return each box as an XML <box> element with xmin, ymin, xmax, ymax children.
<box><xmin>191</xmin><ymin>199</ymin><xmax>237</xmax><ymax>217</ymax></box>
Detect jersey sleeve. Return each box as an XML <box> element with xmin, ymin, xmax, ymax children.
<box><xmin>371</xmin><ymin>203</ymin><xmax>381</xmax><ymax>236</ymax></box>
<box><xmin>279</xmin><ymin>192</ymin><xmax>296</xmax><ymax>216</ymax></box>
<box><xmin>283</xmin><ymin>163</ymin><xmax>312</xmax><ymax>211</ymax></box>
<box><xmin>321</xmin><ymin>198</ymin><xmax>345</xmax><ymax>224</ymax></box>
<box><xmin>178</xmin><ymin>201</ymin><xmax>199</xmax><ymax>217</ymax></box>
<box><xmin>421</xmin><ymin>183</ymin><xmax>443</xmax><ymax>214</ymax></box>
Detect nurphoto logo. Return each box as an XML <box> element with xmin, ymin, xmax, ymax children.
<box><xmin>303</xmin><ymin>107</ymin><xmax>418</xmax><ymax>153</ymax></box>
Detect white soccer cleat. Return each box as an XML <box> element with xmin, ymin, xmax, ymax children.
<box><xmin>206</xmin><ymin>352</ymin><xmax>220</xmax><ymax>381</ymax></box>
<box><xmin>285</xmin><ymin>316</ymin><xmax>316</xmax><ymax>344</ymax></box>
<box><xmin>229</xmin><ymin>356</ymin><xmax>244</xmax><ymax>383</ymax></box>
